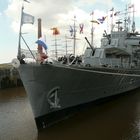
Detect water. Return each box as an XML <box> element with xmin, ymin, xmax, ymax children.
<box><xmin>0</xmin><ymin>88</ymin><xmax>37</xmax><ymax>140</ymax></box>
<box><xmin>0</xmin><ymin>87</ymin><xmax>140</xmax><ymax>140</ymax></box>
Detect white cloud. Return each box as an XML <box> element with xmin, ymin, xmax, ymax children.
<box><xmin>5</xmin><ymin>0</ymin><xmax>111</xmax><ymax>31</ymax></box>
<box><xmin>2</xmin><ymin>0</ymin><xmax>140</xmax><ymax>64</ymax></box>
<box><xmin>5</xmin><ymin>0</ymin><xmax>77</xmax><ymax>32</ymax></box>
<box><xmin>4</xmin><ymin>0</ymin><xmax>119</xmax><ymax>57</ymax></box>
<box><xmin>75</xmin><ymin>0</ymin><xmax>112</xmax><ymax>7</ymax></box>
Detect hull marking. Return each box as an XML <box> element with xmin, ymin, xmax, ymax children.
<box><xmin>47</xmin><ymin>86</ymin><xmax>61</xmax><ymax>109</ymax></box>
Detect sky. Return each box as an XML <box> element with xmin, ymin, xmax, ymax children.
<box><xmin>0</xmin><ymin>0</ymin><xmax>139</xmax><ymax>64</ymax></box>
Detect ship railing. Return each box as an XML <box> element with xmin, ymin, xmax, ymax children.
<box><xmin>100</xmin><ymin>58</ymin><xmax>130</xmax><ymax>68</ymax></box>
<box><xmin>84</xmin><ymin>57</ymin><xmax>130</xmax><ymax>68</ymax></box>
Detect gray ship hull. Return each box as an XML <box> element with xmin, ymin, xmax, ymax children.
<box><xmin>18</xmin><ymin>63</ymin><xmax>140</xmax><ymax>127</ymax></box>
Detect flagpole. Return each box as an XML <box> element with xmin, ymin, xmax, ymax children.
<box><xmin>132</xmin><ymin>5</ymin><xmax>135</xmax><ymax>25</ymax></box>
<box><xmin>91</xmin><ymin>12</ymin><xmax>94</xmax><ymax>47</ymax></box>
<box><xmin>128</xmin><ymin>5</ymin><xmax>131</xmax><ymax>32</ymax></box>
<box><xmin>124</xmin><ymin>5</ymin><xmax>127</xmax><ymax>31</ymax></box>
<box><xmin>55</xmin><ymin>34</ymin><xmax>58</xmax><ymax>59</ymax></box>
<box><xmin>65</xmin><ymin>35</ymin><xmax>68</xmax><ymax>56</ymax></box>
<box><xmin>17</xmin><ymin>5</ymin><xmax>24</xmax><ymax>60</ymax></box>
<box><xmin>132</xmin><ymin>4</ymin><xmax>135</xmax><ymax>33</ymax></box>
<box><xmin>111</xmin><ymin>9</ymin><xmax>114</xmax><ymax>31</ymax></box>
<box><xmin>107</xmin><ymin>10</ymin><xmax>109</xmax><ymax>33</ymax></box>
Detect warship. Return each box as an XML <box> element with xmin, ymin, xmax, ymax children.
<box><xmin>13</xmin><ymin>4</ymin><xmax>140</xmax><ymax>128</ymax></box>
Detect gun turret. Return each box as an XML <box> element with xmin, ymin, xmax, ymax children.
<box><xmin>85</xmin><ymin>37</ymin><xmax>94</xmax><ymax>52</ymax></box>
<box><xmin>104</xmin><ymin>30</ymin><xmax>111</xmax><ymax>44</ymax></box>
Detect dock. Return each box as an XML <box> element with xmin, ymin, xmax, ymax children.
<box><xmin>0</xmin><ymin>63</ymin><xmax>23</xmax><ymax>89</ymax></box>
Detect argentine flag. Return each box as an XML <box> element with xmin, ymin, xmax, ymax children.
<box><xmin>36</xmin><ymin>37</ymin><xmax>48</xmax><ymax>50</ymax></box>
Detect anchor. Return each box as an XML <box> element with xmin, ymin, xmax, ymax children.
<box><xmin>47</xmin><ymin>87</ymin><xmax>61</xmax><ymax>109</ymax></box>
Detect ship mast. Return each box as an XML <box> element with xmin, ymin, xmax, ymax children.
<box><xmin>51</xmin><ymin>36</ymin><xmax>59</xmax><ymax>60</ymax></box>
<box><xmin>132</xmin><ymin>4</ymin><xmax>135</xmax><ymax>33</ymax></box>
<box><xmin>73</xmin><ymin>16</ymin><xmax>76</xmax><ymax>56</ymax></box>
<box><xmin>17</xmin><ymin>0</ymin><xmax>35</xmax><ymax>61</ymax></box>
<box><xmin>54</xmin><ymin>35</ymin><xmax>58</xmax><ymax>59</ymax></box>
<box><xmin>51</xmin><ymin>27</ymin><xmax>60</xmax><ymax>60</ymax></box>
<box><xmin>17</xmin><ymin>5</ymin><xmax>24</xmax><ymax>60</ymax></box>
<box><xmin>63</xmin><ymin>35</ymin><xmax>71</xmax><ymax>56</ymax></box>
<box><xmin>17</xmin><ymin>0</ymin><xmax>32</xmax><ymax>60</ymax></box>
<box><xmin>65</xmin><ymin>35</ymin><xmax>68</xmax><ymax>55</ymax></box>
<box><xmin>124</xmin><ymin>5</ymin><xmax>128</xmax><ymax>31</ymax></box>
<box><xmin>110</xmin><ymin>8</ymin><xmax>114</xmax><ymax>31</ymax></box>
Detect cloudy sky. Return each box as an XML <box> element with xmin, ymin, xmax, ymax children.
<box><xmin>0</xmin><ymin>0</ymin><xmax>139</xmax><ymax>63</ymax></box>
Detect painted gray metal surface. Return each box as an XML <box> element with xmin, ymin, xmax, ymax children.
<box><xmin>19</xmin><ymin>63</ymin><xmax>140</xmax><ymax>119</ymax></box>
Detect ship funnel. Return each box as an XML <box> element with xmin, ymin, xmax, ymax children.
<box><xmin>37</xmin><ymin>18</ymin><xmax>42</xmax><ymax>50</ymax></box>
<box><xmin>38</xmin><ymin>18</ymin><xmax>42</xmax><ymax>39</ymax></box>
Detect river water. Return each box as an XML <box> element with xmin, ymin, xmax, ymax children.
<box><xmin>0</xmin><ymin>87</ymin><xmax>140</xmax><ymax>140</ymax></box>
